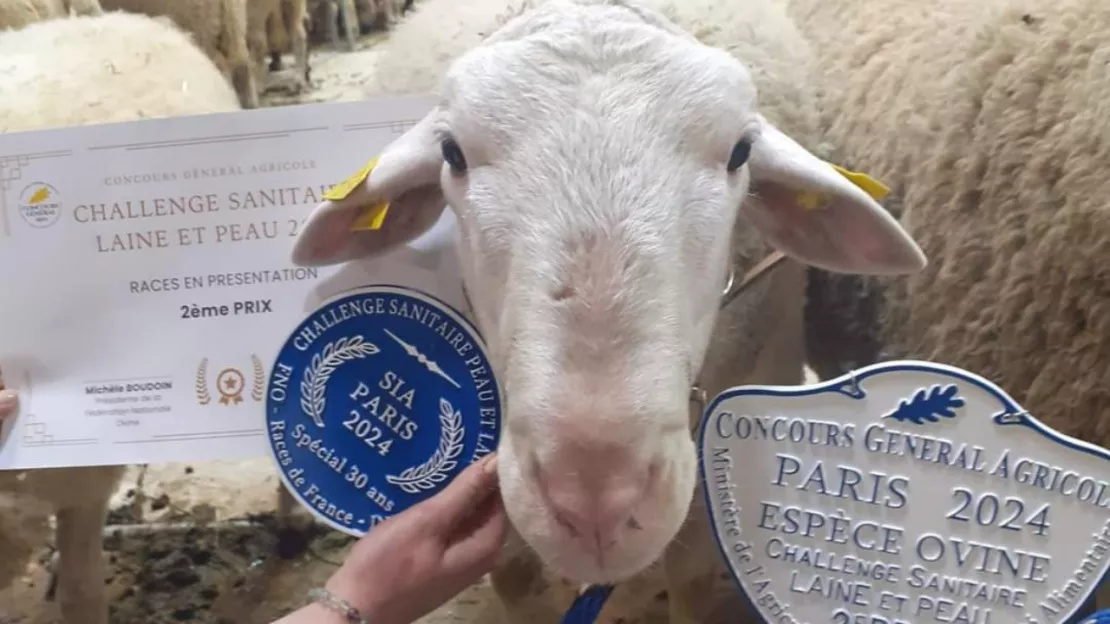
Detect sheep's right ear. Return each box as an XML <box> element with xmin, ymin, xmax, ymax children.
<box><xmin>744</xmin><ymin>116</ymin><xmax>926</xmax><ymax>276</ymax></box>
<box><xmin>292</xmin><ymin>110</ymin><xmax>447</xmax><ymax>267</ymax></box>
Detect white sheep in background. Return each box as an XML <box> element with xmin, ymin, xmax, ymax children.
<box><xmin>264</xmin><ymin>0</ymin><xmax>310</xmax><ymax>81</ymax></box>
<box><xmin>352</xmin><ymin>0</ymin><xmax>380</xmax><ymax>32</ymax></box>
<box><xmin>352</xmin><ymin>0</ymin><xmax>405</xmax><ymax>32</ymax></box>
<box><xmin>291</xmin><ymin>0</ymin><xmax>927</xmax><ymax>620</ymax></box>
<box><xmin>98</xmin><ymin>0</ymin><xmax>260</xmax><ymax>109</ymax></box>
<box><xmin>0</xmin><ymin>11</ymin><xmax>241</xmax><ymax>624</ymax></box>
<box><xmin>786</xmin><ymin>0</ymin><xmax>1110</xmax><ymax>612</ymax></box>
<box><xmin>247</xmin><ymin>0</ymin><xmax>310</xmax><ymax>91</ymax></box>
<box><xmin>306</xmin><ymin>0</ymin><xmax>357</xmax><ymax>50</ymax></box>
<box><xmin>0</xmin><ymin>0</ymin><xmax>102</xmax><ymax>30</ymax></box>
<box><xmin>788</xmin><ymin>0</ymin><xmax>1110</xmax><ymax>443</ymax></box>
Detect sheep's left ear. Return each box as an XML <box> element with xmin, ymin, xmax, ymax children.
<box><xmin>744</xmin><ymin>115</ymin><xmax>927</xmax><ymax>275</ymax></box>
<box><xmin>292</xmin><ymin>109</ymin><xmax>447</xmax><ymax>267</ymax></box>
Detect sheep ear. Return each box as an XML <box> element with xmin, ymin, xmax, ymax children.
<box><xmin>744</xmin><ymin>116</ymin><xmax>927</xmax><ymax>276</ymax></box>
<box><xmin>292</xmin><ymin>110</ymin><xmax>447</xmax><ymax>267</ymax></box>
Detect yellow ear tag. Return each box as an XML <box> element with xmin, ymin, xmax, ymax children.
<box><xmin>350</xmin><ymin>202</ymin><xmax>391</xmax><ymax>231</ymax></box>
<box><xmin>320</xmin><ymin>156</ymin><xmax>392</xmax><ymax>232</ymax></box>
<box><xmin>795</xmin><ymin>191</ymin><xmax>827</xmax><ymax>211</ymax></box>
<box><xmin>830</xmin><ymin>164</ymin><xmax>891</xmax><ymax>202</ymax></box>
<box><xmin>324</xmin><ymin>156</ymin><xmax>379</xmax><ymax>201</ymax></box>
<box><xmin>792</xmin><ymin>164</ymin><xmax>891</xmax><ymax>211</ymax></box>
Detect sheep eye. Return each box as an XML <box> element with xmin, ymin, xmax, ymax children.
<box><xmin>441</xmin><ymin>137</ymin><xmax>468</xmax><ymax>174</ymax></box>
<box><xmin>727</xmin><ymin>139</ymin><xmax>752</xmax><ymax>173</ymax></box>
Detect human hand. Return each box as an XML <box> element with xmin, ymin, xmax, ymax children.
<box><xmin>323</xmin><ymin>452</ymin><xmax>506</xmax><ymax>624</ymax></box>
<box><xmin>0</xmin><ymin>369</ymin><xmax>17</xmax><ymax>420</ymax></box>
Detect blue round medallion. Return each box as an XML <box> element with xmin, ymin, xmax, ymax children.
<box><xmin>265</xmin><ymin>284</ymin><xmax>503</xmax><ymax>536</ymax></box>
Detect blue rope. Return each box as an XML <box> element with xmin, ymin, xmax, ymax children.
<box><xmin>1080</xmin><ymin>610</ymin><xmax>1110</xmax><ymax>624</ymax></box>
<box><xmin>560</xmin><ymin>584</ymin><xmax>615</xmax><ymax>624</ymax></box>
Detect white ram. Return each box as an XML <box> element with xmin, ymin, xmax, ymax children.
<box><xmin>291</xmin><ymin>0</ymin><xmax>927</xmax><ymax>620</ymax></box>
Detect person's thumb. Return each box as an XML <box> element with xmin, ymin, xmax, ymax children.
<box><xmin>0</xmin><ymin>389</ymin><xmax>18</xmax><ymax>418</ymax></box>
<box><xmin>422</xmin><ymin>453</ymin><xmax>499</xmax><ymax>531</ymax></box>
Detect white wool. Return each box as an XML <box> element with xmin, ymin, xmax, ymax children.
<box><xmin>0</xmin><ymin>11</ymin><xmax>240</xmax><ymax>130</ymax></box>
<box><xmin>98</xmin><ymin>0</ymin><xmax>259</xmax><ymax>108</ymax></box>
<box><xmin>0</xmin><ymin>0</ymin><xmax>102</xmax><ymax>31</ymax></box>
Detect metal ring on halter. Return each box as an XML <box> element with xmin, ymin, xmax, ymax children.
<box><xmin>846</xmin><ymin>368</ymin><xmax>862</xmax><ymax>396</ymax></box>
<box><xmin>689</xmin><ymin>384</ymin><xmax>708</xmax><ymax>414</ymax></box>
<box><xmin>998</xmin><ymin>410</ymin><xmax>1029</xmax><ymax>425</ymax></box>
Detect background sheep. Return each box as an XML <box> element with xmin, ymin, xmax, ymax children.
<box><xmin>0</xmin><ymin>0</ymin><xmax>101</xmax><ymax>30</ymax></box>
<box><xmin>306</xmin><ymin>0</ymin><xmax>357</xmax><ymax>49</ymax></box>
<box><xmin>98</xmin><ymin>0</ymin><xmax>259</xmax><ymax>109</ymax></box>
<box><xmin>247</xmin><ymin>0</ymin><xmax>309</xmax><ymax>91</ymax></box>
<box><xmin>266</xmin><ymin>0</ymin><xmax>309</xmax><ymax>80</ymax></box>
<box><xmin>0</xmin><ymin>10</ymin><xmax>241</xmax><ymax>623</ymax></box>
<box><xmin>290</xmin><ymin>0</ymin><xmax>925</xmax><ymax>621</ymax></box>
<box><xmin>785</xmin><ymin>0</ymin><xmax>1110</xmax><ymax>610</ymax></box>
<box><xmin>352</xmin><ymin>0</ymin><xmax>379</xmax><ymax>32</ymax></box>
<box><xmin>789</xmin><ymin>0</ymin><xmax>1110</xmax><ymax>478</ymax></box>
<box><xmin>247</xmin><ymin>0</ymin><xmax>281</xmax><ymax>82</ymax></box>
<box><xmin>352</xmin><ymin>0</ymin><xmax>405</xmax><ymax>32</ymax></box>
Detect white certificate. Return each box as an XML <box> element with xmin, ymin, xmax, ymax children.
<box><xmin>0</xmin><ymin>95</ymin><xmax>469</xmax><ymax>470</ymax></box>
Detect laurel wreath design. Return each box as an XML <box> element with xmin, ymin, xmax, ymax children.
<box><xmin>250</xmin><ymin>354</ymin><xmax>266</xmax><ymax>402</ymax></box>
<box><xmin>195</xmin><ymin>358</ymin><xmax>211</xmax><ymax>405</ymax></box>
<box><xmin>386</xmin><ymin>397</ymin><xmax>465</xmax><ymax>494</ymax></box>
<box><xmin>300</xmin><ymin>336</ymin><xmax>381</xmax><ymax>427</ymax></box>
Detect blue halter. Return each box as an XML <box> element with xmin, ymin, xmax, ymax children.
<box><xmin>560</xmin><ymin>584</ymin><xmax>615</xmax><ymax>624</ymax></box>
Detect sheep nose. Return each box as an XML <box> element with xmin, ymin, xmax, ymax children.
<box><xmin>540</xmin><ymin>462</ymin><xmax>653</xmax><ymax>550</ymax></box>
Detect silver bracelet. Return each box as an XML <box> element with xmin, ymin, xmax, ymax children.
<box><xmin>307</xmin><ymin>587</ymin><xmax>371</xmax><ymax>624</ymax></box>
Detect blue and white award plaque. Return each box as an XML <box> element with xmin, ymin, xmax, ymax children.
<box><xmin>266</xmin><ymin>284</ymin><xmax>502</xmax><ymax>535</ymax></box>
<box><xmin>698</xmin><ymin>360</ymin><xmax>1110</xmax><ymax>624</ymax></box>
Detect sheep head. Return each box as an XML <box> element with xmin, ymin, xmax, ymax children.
<box><xmin>292</xmin><ymin>0</ymin><xmax>925</xmax><ymax>584</ymax></box>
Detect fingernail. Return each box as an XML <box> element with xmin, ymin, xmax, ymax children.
<box><xmin>483</xmin><ymin>454</ymin><xmax>499</xmax><ymax>475</ymax></box>
<box><xmin>0</xmin><ymin>390</ymin><xmax>18</xmax><ymax>413</ymax></box>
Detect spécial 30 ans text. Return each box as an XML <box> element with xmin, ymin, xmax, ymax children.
<box><xmin>269</xmin><ymin>420</ymin><xmax>398</xmax><ymax>516</ymax></box>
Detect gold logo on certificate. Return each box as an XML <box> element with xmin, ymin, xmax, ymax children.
<box><xmin>195</xmin><ymin>355</ymin><xmax>265</xmax><ymax>407</ymax></box>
